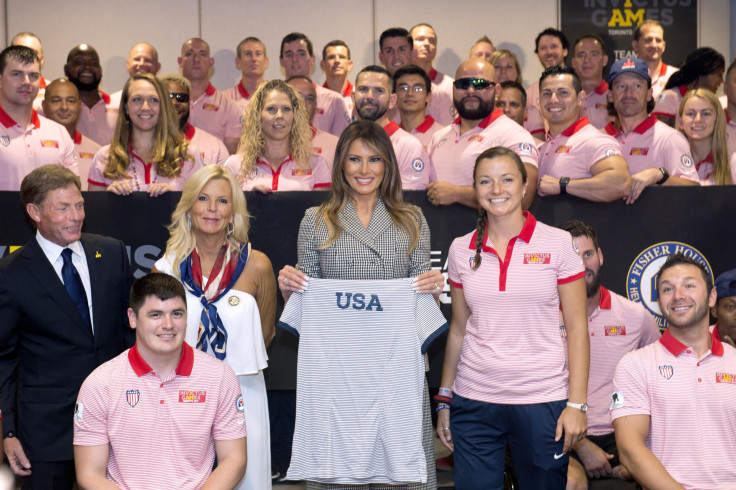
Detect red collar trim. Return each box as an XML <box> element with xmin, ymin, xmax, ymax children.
<box><xmin>205</xmin><ymin>83</ymin><xmax>216</xmax><ymax>96</ymax></box>
<box><xmin>725</xmin><ymin>109</ymin><xmax>731</xmax><ymax>124</ymax></box>
<box><xmin>73</xmin><ymin>130</ymin><xmax>82</xmax><ymax>144</ymax></box>
<box><xmin>429</xmin><ymin>68</ymin><xmax>439</xmax><ymax>82</ymax></box>
<box><xmin>184</xmin><ymin>123</ymin><xmax>196</xmax><ymax>141</ymax></box>
<box><xmin>466</xmin><ymin>211</ymin><xmax>537</xmax><ymax>251</ymax></box>
<box><xmin>237</xmin><ymin>81</ymin><xmax>250</xmax><ymax>99</ymax></box>
<box><xmin>343</xmin><ymin>81</ymin><xmax>353</xmax><ymax>97</ymax></box>
<box><xmin>561</xmin><ymin>117</ymin><xmax>590</xmax><ymax>137</ymax></box>
<box><xmin>384</xmin><ymin>120</ymin><xmax>400</xmax><ymax>137</ymax></box>
<box><xmin>310</xmin><ymin>126</ymin><xmax>317</xmax><ymax>138</ymax></box>
<box><xmin>412</xmin><ymin>115</ymin><xmax>435</xmax><ymax>133</ymax></box>
<box><xmin>660</xmin><ymin>63</ymin><xmax>668</xmax><ymax>77</ymax></box>
<box><xmin>0</xmin><ymin>105</ymin><xmax>16</xmax><ymax>128</ymax></box>
<box><xmin>659</xmin><ymin>327</ymin><xmax>724</xmax><ymax>357</ymax></box>
<box><xmin>603</xmin><ymin>121</ymin><xmax>618</xmax><ymax>136</ymax></box>
<box><xmin>256</xmin><ymin>154</ymin><xmax>294</xmax><ymax>167</ymax></box>
<box><xmin>100</xmin><ymin>90</ymin><xmax>110</xmax><ymax>105</ymax></box>
<box><xmin>594</xmin><ymin>81</ymin><xmax>609</xmax><ymax>95</ymax></box>
<box><xmin>678</xmin><ymin>85</ymin><xmax>688</xmax><ymax>97</ymax></box>
<box><xmin>632</xmin><ymin>114</ymin><xmax>658</xmax><ymax>134</ymax></box>
<box><xmin>39</xmin><ymin>75</ymin><xmax>47</xmax><ymax>89</ymax></box>
<box><xmin>478</xmin><ymin>108</ymin><xmax>504</xmax><ymax>129</ymax></box>
<box><xmin>128</xmin><ymin>342</ymin><xmax>195</xmax><ymax>377</ymax></box>
<box><xmin>30</xmin><ymin>109</ymin><xmax>40</xmax><ymax>128</ymax></box>
<box><xmin>598</xmin><ymin>286</ymin><xmax>612</xmax><ymax>310</ymax></box>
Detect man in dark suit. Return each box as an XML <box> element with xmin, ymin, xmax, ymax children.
<box><xmin>0</xmin><ymin>164</ymin><xmax>133</xmax><ymax>489</ymax></box>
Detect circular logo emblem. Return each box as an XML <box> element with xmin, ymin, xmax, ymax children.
<box><xmin>235</xmin><ymin>395</ymin><xmax>245</xmax><ymax>412</ymax></box>
<box><xmin>626</xmin><ymin>242</ymin><xmax>712</xmax><ymax>329</ymax></box>
<box><xmin>681</xmin><ymin>154</ymin><xmax>693</xmax><ymax>168</ymax></box>
<box><xmin>519</xmin><ymin>142</ymin><xmax>532</xmax><ymax>153</ymax></box>
<box><xmin>604</xmin><ymin>148</ymin><xmax>618</xmax><ymax>157</ymax></box>
<box><xmin>228</xmin><ymin>295</ymin><xmax>240</xmax><ymax>306</ymax></box>
<box><xmin>412</xmin><ymin>158</ymin><xmax>424</xmax><ymax>172</ymax></box>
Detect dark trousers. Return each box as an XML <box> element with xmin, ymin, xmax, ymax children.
<box><xmin>20</xmin><ymin>460</ymin><xmax>76</xmax><ymax>490</ymax></box>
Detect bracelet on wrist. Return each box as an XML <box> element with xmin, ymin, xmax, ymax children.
<box><xmin>433</xmin><ymin>394</ymin><xmax>453</xmax><ymax>405</ymax></box>
<box><xmin>437</xmin><ymin>387</ymin><xmax>453</xmax><ymax>397</ymax></box>
<box><xmin>436</xmin><ymin>404</ymin><xmax>450</xmax><ymax>413</ymax></box>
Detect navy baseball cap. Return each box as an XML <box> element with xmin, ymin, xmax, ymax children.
<box><xmin>715</xmin><ymin>268</ymin><xmax>736</xmax><ymax>300</ymax></box>
<box><xmin>608</xmin><ymin>57</ymin><xmax>651</xmax><ymax>84</ymax></box>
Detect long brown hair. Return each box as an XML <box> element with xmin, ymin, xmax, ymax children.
<box><xmin>104</xmin><ymin>73</ymin><xmax>190</xmax><ymax>180</ymax></box>
<box><xmin>315</xmin><ymin>120</ymin><xmax>421</xmax><ymax>251</ymax></box>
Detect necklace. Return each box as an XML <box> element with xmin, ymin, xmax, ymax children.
<box><xmin>128</xmin><ymin>143</ymin><xmax>158</xmax><ymax>191</ymax></box>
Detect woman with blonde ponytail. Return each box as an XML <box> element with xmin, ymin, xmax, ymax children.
<box><xmin>437</xmin><ymin>147</ymin><xmax>589</xmax><ymax>489</ymax></box>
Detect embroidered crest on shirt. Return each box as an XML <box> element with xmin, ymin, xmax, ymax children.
<box><xmin>228</xmin><ymin>295</ymin><xmax>240</xmax><ymax>306</ymax></box>
<box><xmin>629</xmin><ymin>147</ymin><xmax>649</xmax><ymax>156</ymax></box>
<box><xmin>658</xmin><ymin>365</ymin><xmax>674</xmax><ymax>380</ymax></box>
<box><xmin>312</xmin><ymin>146</ymin><xmax>323</xmax><ymax>154</ymax></box>
<box><xmin>179</xmin><ymin>390</ymin><xmax>207</xmax><ymax>403</ymax></box>
<box><xmin>412</xmin><ymin>158</ymin><xmax>424</xmax><ymax>172</ymax></box>
<box><xmin>39</xmin><ymin>139</ymin><xmax>59</xmax><ymax>148</ymax></box>
<box><xmin>604</xmin><ymin>148</ymin><xmax>620</xmax><ymax>157</ymax></box>
<box><xmin>523</xmin><ymin>253</ymin><xmax>551</xmax><ymax>264</ymax></box>
<box><xmin>716</xmin><ymin>372</ymin><xmax>736</xmax><ymax>384</ymax></box>
<box><xmin>77</xmin><ymin>152</ymin><xmax>95</xmax><ymax>159</ymax></box>
<box><xmin>0</xmin><ymin>135</ymin><xmax>9</xmax><ymax>146</ymax></box>
<box><xmin>610</xmin><ymin>391</ymin><xmax>624</xmax><ymax>409</ymax></box>
<box><xmin>126</xmin><ymin>389</ymin><xmax>140</xmax><ymax>407</ymax></box>
<box><xmin>681</xmin><ymin>155</ymin><xmax>693</xmax><ymax>167</ymax></box>
<box><xmin>517</xmin><ymin>142</ymin><xmax>533</xmax><ymax>154</ymax></box>
<box><xmin>236</xmin><ymin>394</ymin><xmax>245</xmax><ymax>412</ymax></box>
<box><xmin>468</xmin><ymin>135</ymin><xmax>484</xmax><ymax>142</ymax></box>
<box><xmin>555</xmin><ymin>145</ymin><xmax>572</xmax><ymax>153</ymax></box>
<box><xmin>201</xmin><ymin>104</ymin><xmax>220</xmax><ymax>112</ymax></box>
<box><xmin>292</xmin><ymin>169</ymin><xmax>313</xmax><ymax>176</ymax></box>
<box><xmin>604</xmin><ymin>325</ymin><xmax>627</xmax><ymax>336</ymax></box>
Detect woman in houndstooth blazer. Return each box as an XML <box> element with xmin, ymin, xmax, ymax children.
<box><xmin>279</xmin><ymin>120</ymin><xmax>444</xmax><ymax>490</ymax></box>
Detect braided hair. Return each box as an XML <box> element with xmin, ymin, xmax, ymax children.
<box><xmin>470</xmin><ymin>147</ymin><xmax>528</xmax><ymax>271</ymax></box>
<box><xmin>664</xmin><ymin>47</ymin><xmax>725</xmax><ymax>91</ymax></box>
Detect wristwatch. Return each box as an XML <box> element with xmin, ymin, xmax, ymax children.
<box><xmin>559</xmin><ymin>176</ymin><xmax>570</xmax><ymax>195</ymax></box>
<box><xmin>656</xmin><ymin>167</ymin><xmax>670</xmax><ymax>185</ymax></box>
<box><xmin>567</xmin><ymin>401</ymin><xmax>588</xmax><ymax>412</ymax></box>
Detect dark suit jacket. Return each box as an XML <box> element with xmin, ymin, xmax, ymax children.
<box><xmin>0</xmin><ymin>233</ymin><xmax>133</xmax><ymax>461</ymax></box>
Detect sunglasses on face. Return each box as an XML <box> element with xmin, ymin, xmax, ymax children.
<box><xmin>168</xmin><ymin>92</ymin><xmax>190</xmax><ymax>103</ymax></box>
<box><xmin>453</xmin><ymin>77</ymin><xmax>495</xmax><ymax>90</ymax></box>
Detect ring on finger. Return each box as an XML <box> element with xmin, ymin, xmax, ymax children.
<box><xmin>283</xmin><ymin>277</ymin><xmax>288</xmax><ymax>286</ymax></box>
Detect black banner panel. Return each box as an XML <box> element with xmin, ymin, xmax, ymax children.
<box><xmin>1</xmin><ymin>188</ymin><xmax>733</xmax><ymax>389</ymax></box>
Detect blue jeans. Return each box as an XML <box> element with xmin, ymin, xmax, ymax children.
<box><xmin>451</xmin><ymin>394</ymin><xmax>568</xmax><ymax>490</ymax></box>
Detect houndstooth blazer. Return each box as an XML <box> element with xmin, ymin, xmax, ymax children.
<box><xmin>296</xmin><ymin>197</ymin><xmax>431</xmax><ymax>280</ymax></box>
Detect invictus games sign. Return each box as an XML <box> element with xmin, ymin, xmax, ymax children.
<box><xmin>560</xmin><ymin>0</ymin><xmax>697</xmax><ymax>73</ymax></box>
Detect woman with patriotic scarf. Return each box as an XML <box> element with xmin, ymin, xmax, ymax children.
<box><xmin>154</xmin><ymin>164</ymin><xmax>276</xmax><ymax>490</ymax></box>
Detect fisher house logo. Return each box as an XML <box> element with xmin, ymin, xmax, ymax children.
<box><xmin>626</xmin><ymin>242</ymin><xmax>712</xmax><ymax>330</ymax></box>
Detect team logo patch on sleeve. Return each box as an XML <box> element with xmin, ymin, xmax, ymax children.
<box><xmin>716</xmin><ymin>372</ymin><xmax>736</xmax><ymax>384</ymax></box>
<box><xmin>179</xmin><ymin>390</ymin><xmax>207</xmax><ymax>403</ymax></box>
<box><xmin>681</xmin><ymin>155</ymin><xmax>693</xmax><ymax>167</ymax></box>
<box><xmin>40</xmin><ymin>139</ymin><xmax>59</xmax><ymax>148</ymax></box>
<box><xmin>236</xmin><ymin>394</ymin><xmax>245</xmax><ymax>412</ymax></box>
<box><xmin>604</xmin><ymin>325</ymin><xmax>627</xmax><ymax>336</ymax></box>
<box><xmin>412</xmin><ymin>158</ymin><xmax>424</xmax><ymax>172</ymax></box>
<box><xmin>604</xmin><ymin>148</ymin><xmax>620</xmax><ymax>157</ymax></box>
<box><xmin>74</xmin><ymin>402</ymin><xmax>83</xmax><ymax>422</ymax></box>
<box><xmin>126</xmin><ymin>389</ymin><xmax>140</xmax><ymax>407</ymax></box>
<box><xmin>658</xmin><ymin>365</ymin><xmax>674</xmax><ymax>380</ymax></box>
<box><xmin>517</xmin><ymin>142</ymin><xmax>532</xmax><ymax>154</ymax></box>
<box><xmin>523</xmin><ymin>253</ymin><xmax>551</xmax><ymax>264</ymax></box>
<box><xmin>610</xmin><ymin>391</ymin><xmax>624</xmax><ymax>409</ymax></box>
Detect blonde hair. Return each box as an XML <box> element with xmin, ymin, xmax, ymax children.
<box><xmin>488</xmin><ymin>49</ymin><xmax>523</xmax><ymax>85</ymax></box>
<box><xmin>165</xmin><ymin>165</ymin><xmax>251</xmax><ymax>277</ymax></box>
<box><xmin>235</xmin><ymin>80</ymin><xmax>312</xmax><ymax>180</ymax></box>
<box><xmin>679</xmin><ymin>88</ymin><xmax>732</xmax><ymax>185</ymax></box>
<box><xmin>104</xmin><ymin>73</ymin><xmax>190</xmax><ymax>181</ymax></box>
<box><xmin>316</xmin><ymin>120</ymin><xmax>420</xmax><ymax>251</ymax></box>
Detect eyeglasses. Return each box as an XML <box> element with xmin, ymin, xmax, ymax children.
<box><xmin>168</xmin><ymin>92</ymin><xmax>189</xmax><ymax>103</ymax></box>
<box><xmin>453</xmin><ymin>78</ymin><xmax>495</xmax><ymax>90</ymax></box>
<box><xmin>397</xmin><ymin>84</ymin><xmax>426</xmax><ymax>93</ymax></box>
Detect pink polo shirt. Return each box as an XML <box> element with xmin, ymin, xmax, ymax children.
<box><xmin>653</xmin><ymin>85</ymin><xmax>687</xmax><ymax>121</ymax></box>
<box><xmin>88</xmin><ymin>145</ymin><xmax>203</xmax><ymax>191</ymax></box>
<box><xmin>311</xmin><ymin>126</ymin><xmax>338</xmax><ymax>171</ymax></box>
<box><xmin>76</xmin><ymin>91</ymin><xmax>117</xmax><ymax>146</ymax></box>
<box><xmin>538</xmin><ymin>117</ymin><xmax>624</xmax><ymax>180</ymax></box>
<box><xmin>582</xmin><ymin>81</ymin><xmax>613</xmax><ymax>129</ymax></box>
<box><xmin>0</xmin><ymin>106</ymin><xmax>77</xmax><ymax>190</ymax></box>
<box><xmin>322</xmin><ymin>81</ymin><xmax>354</xmax><ymax>113</ymax></box>
<box><xmin>611</xmin><ymin>328</ymin><xmax>736</xmax><ymax>489</ymax></box>
<box><xmin>402</xmin><ymin>115</ymin><xmax>444</xmax><ymax>151</ymax></box>
<box><xmin>224</xmin><ymin>153</ymin><xmax>331</xmax><ymax>191</ymax></box>
<box><xmin>190</xmin><ymin>84</ymin><xmax>243</xmax><ymax>143</ymax></box>
<box><xmin>222</xmin><ymin>80</ymin><xmax>252</xmax><ymax>113</ymax></box>
<box><xmin>428</xmin><ymin>109</ymin><xmax>539</xmax><ymax>186</ymax></box>
<box><xmin>384</xmin><ymin>121</ymin><xmax>430</xmax><ymax>190</ymax></box>
<box><xmin>426</xmin><ymin>68</ymin><xmax>456</xmax><ymax>125</ymax></box>
<box><xmin>185</xmin><ymin>123</ymin><xmax>229</xmax><ymax>166</ymax></box>
<box><xmin>31</xmin><ymin>74</ymin><xmax>46</xmax><ymax>113</ymax></box>
<box><xmin>604</xmin><ymin>115</ymin><xmax>698</xmax><ymax>181</ymax></box>
<box><xmin>108</xmin><ymin>90</ymin><xmax>122</xmax><ymax>112</ymax></box>
<box><xmin>725</xmin><ymin>112</ymin><xmax>736</xmax><ymax>157</ymax></box>
<box><xmin>74</xmin><ymin>343</ymin><xmax>246</xmax><ymax>490</ymax></box>
<box><xmin>313</xmin><ymin>84</ymin><xmax>350</xmax><ymax>137</ymax></box>
<box><xmin>651</xmin><ymin>64</ymin><xmax>678</xmax><ymax>100</ymax></box>
<box><xmin>524</xmin><ymin>81</ymin><xmax>546</xmax><ymax>137</ymax></box>
<box><xmin>447</xmin><ymin>212</ymin><xmax>584</xmax><ymax>404</ymax></box>
<box><xmin>561</xmin><ymin>287</ymin><xmax>659</xmax><ymax>435</ymax></box>
<box><xmin>73</xmin><ymin>131</ymin><xmax>101</xmax><ymax>191</ymax></box>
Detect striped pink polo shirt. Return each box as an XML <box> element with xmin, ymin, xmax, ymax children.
<box><xmin>611</xmin><ymin>328</ymin><xmax>736</xmax><ymax>489</ymax></box>
<box><xmin>74</xmin><ymin>343</ymin><xmax>246</xmax><ymax>490</ymax></box>
<box><xmin>448</xmin><ymin>212</ymin><xmax>584</xmax><ymax>404</ymax></box>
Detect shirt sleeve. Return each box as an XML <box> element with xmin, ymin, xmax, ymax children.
<box><xmin>507</xmin><ymin>126</ymin><xmax>540</xmax><ymax>168</ymax></box>
<box><xmin>610</xmin><ymin>350</ymin><xmax>651</xmax><ymax>421</ymax></box>
<box><xmin>397</xmin><ymin>138</ymin><xmax>430</xmax><ymax>190</ymax></box>
<box><xmin>415</xmin><ymin>292</ymin><xmax>449</xmax><ymax>354</ymax></box>
<box><xmin>277</xmin><ymin>288</ymin><xmax>303</xmax><ymax>337</ymax></box>
<box><xmin>638</xmin><ymin>308</ymin><xmax>662</xmax><ymax>347</ymax></box>
<box><xmin>408</xmin><ymin>208</ymin><xmax>431</xmax><ymax>277</ymax></box>
<box><xmin>555</xmin><ymin>229</ymin><xmax>585</xmax><ymax>284</ymax></box>
<box><xmin>329</xmin><ymin>96</ymin><xmax>350</xmax><ymax>136</ymax></box>
<box><xmin>73</xmin><ymin>368</ymin><xmax>110</xmax><ymax>446</ymax></box>
<box><xmin>446</xmin><ymin>237</ymin><xmax>465</xmax><ymax>288</ymax></box>
<box><xmin>587</xmin><ymin>133</ymin><xmax>624</xmax><ymax>172</ymax></box>
<box><xmin>661</xmin><ymin>131</ymin><xmax>699</xmax><ymax>181</ymax></box>
<box><xmin>223</xmin><ymin>98</ymin><xmax>245</xmax><ymax>140</ymax></box>
<box><xmin>296</xmin><ymin>207</ymin><xmax>322</xmax><ymax>278</ymax></box>
<box><xmin>311</xmin><ymin>155</ymin><xmax>332</xmax><ymax>189</ymax></box>
<box><xmin>212</xmin><ymin>363</ymin><xmax>247</xmax><ymax>441</ymax></box>
<box><xmin>653</xmin><ymin>89</ymin><xmax>679</xmax><ymax>119</ymax></box>
<box><xmin>87</xmin><ymin>145</ymin><xmax>111</xmax><ymax>187</ymax></box>
<box><xmin>60</xmin><ymin>129</ymin><xmax>79</xmax><ymax>174</ymax></box>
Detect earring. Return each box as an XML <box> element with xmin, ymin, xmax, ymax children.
<box><xmin>186</xmin><ymin>216</ymin><xmax>192</xmax><ymax>230</ymax></box>
<box><xmin>522</xmin><ymin>191</ymin><xmax>526</xmax><ymax>198</ymax></box>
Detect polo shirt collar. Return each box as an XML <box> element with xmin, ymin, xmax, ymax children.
<box><xmin>73</xmin><ymin>130</ymin><xmax>83</xmax><ymax>144</ymax></box>
<box><xmin>467</xmin><ymin>211</ymin><xmax>537</xmax><ymax>252</ymax></box>
<box><xmin>325</xmin><ymin>81</ymin><xmax>354</xmax><ymax>97</ymax></box>
<box><xmin>0</xmin><ymin>105</ymin><xmax>40</xmax><ymax>129</ymax></box>
<box><xmin>184</xmin><ymin>123</ymin><xmax>196</xmax><ymax>141</ymax></box>
<box><xmin>383</xmin><ymin>120</ymin><xmax>400</xmax><ymax>137</ymax></box>
<box><xmin>593</xmin><ymin>81</ymin><xmax>608</xmax><ymax>95</ymax></box>
<box><xmin>696</xmin><ymin>152</ymin><xmax>714</xmax><ymax>172</ymax></box>
<box><xmin>659</xmin><ymin>327</ymin><xmax>724</xmax><ymax>357</ymax></box>
<box><xmin>128</xmin><ymin>342</ymin><xmax>195</xmax><ymax>377</ymax></box>
<box><xmin>561</xmin><ymin>116</ymin><xmax>590</xmax><ymax>137</ymax></box>
<box><xmin>205</xmin><ymin>83</ymin><xmax>216</xmax><ymax>96</ymax></box>
<box><xmin>410</xmin><ymin>115</ymin><xmax>435</xmax><ymax>133</ymax></box>
<box><xmin>39</xmin><ymin>74</ymin><xmax>47</xmax><ymax>89</ymax></box>
<box><xmin>100</xmin><ymin>90</ymin><xmax>110</xmax><ymax>105</ymax></box>
<box><xmin>237</xmin><ymin>81</ymin><xmax>250</xmax><ymax>99</ymax></box>
<box><xmin>478</xmin><ymin>108</ymin><xmax>503</xmax><ymax>129</ymax></box>
<box><xmin>429</xmin><ymin>68</ymin><xmax>439</xmax><ymax>82</ymax></box>
<box><xmin>608</xmin><ymin>114</ymin><xmax>657</xmax><ymax>138</ymax></box>
<box><xmin>659</xmin><ymin>63</ymin><xmax>668</xmax><ymax>76</ymax></box>
<box><xmin>598</xmin><ymin>286</ymin><xmax>612</xmax><ymax>309</ymax></box>
<box><xmin>603</xmin><ymin>122</ymin><xmax>617</xmax><ymax>136</ymax></box>
<box><xmin>678</xmin><ymin>85</ymin><xmax>688</xmax><ymax>97</ymax></box>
